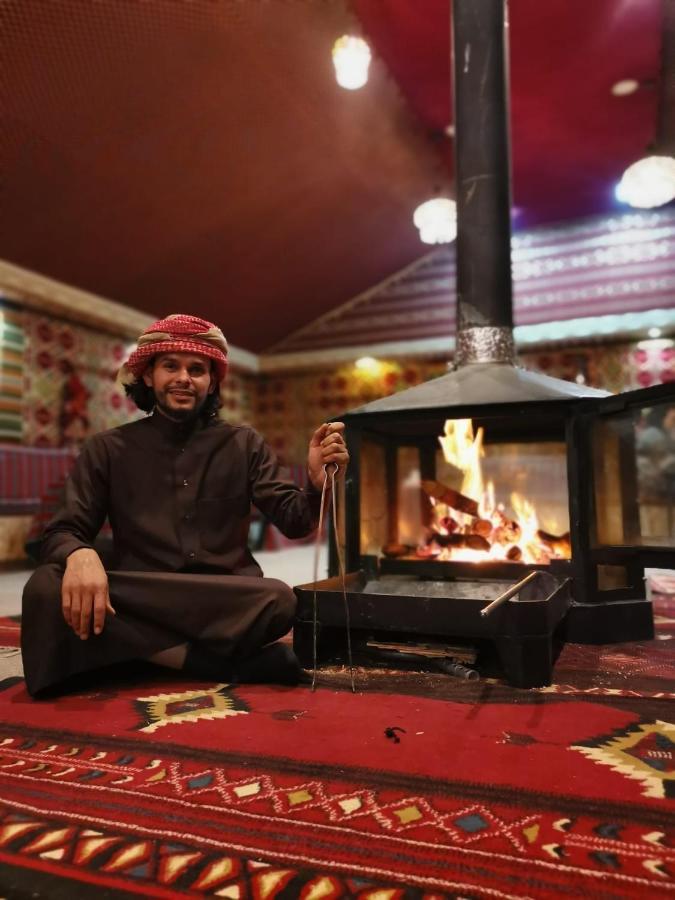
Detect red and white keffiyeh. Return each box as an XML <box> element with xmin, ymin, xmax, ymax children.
<box><xmin>119</xmin><ymin>314</ymin><xmax>228</xmax><ymax>384</ymax></box>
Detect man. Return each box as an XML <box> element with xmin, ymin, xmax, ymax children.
<box><xmin>21</xmin><ymin>314</ymin><xmax>349</xmax><ymax>697</ymax></box>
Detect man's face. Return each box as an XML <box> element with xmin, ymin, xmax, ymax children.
<box><xmin>143</xmin><ymin>352</ymin><xmax>217</xmax><ymax>421</ymax></box>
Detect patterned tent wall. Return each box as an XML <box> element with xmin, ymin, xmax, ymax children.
<box><xmin>0</xmin><ymin>294</ymin><xmax>256</xmax><ymax>451</ymax></box>
<box><xmin>219</xmin><ymin>368</ymin><xmax>256</xmax><ymax>430</ymax></box>
<box><xmin>22</xmin><ymin>310</ymin><xmax>141</xmax><ymax>447</ymax></box>
<box><xmin>254</xmin><ymin>338</ymin><xmax>675</xmax><ymax>466</ymax></box>
<box><xmin>3</xmin><ymin>306</ymin><xmax>674</xmax><ymax>465</ymax></box>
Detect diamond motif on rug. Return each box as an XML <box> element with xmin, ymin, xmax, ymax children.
<box><xmin>572</xmin><ymin>720</ymin><xmax>674</xmax><ymax>799</ymax></box>
<box><xmin>373</xmin><ymin>796</ymin><xmax>440</xmax><ymax>833</ymax></box>
<box><xmin>323</xmin><ymin>790</ymin><xmax>376</xmax><ymax>822</ymax></box>
<box><xmin>133</xmin><ymin>684</ymin><xmax>249</xmax><ymax>732</ymax></box>
<box><xmin>454</xmin><ymin>812</ymin><xmax>490</xmax><ymax>833</ymax></box>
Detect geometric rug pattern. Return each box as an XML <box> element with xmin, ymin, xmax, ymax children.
<box><xmin>0</xmin><ymin>587</ymin><xmax>673</xmax><ymax>898</ymax></box>
<box><xmin>0</xmin><ymin>804</ymin><xmax>414</xmax><ymax>899</ymax></box>
<box><xmin>2</xmin><ymin>796</ymin><xmax>672</xmax><ymax>897</ymax></box>
<box><xmin>0</xmin><ymin>716</ymin><xmax>673</xmax><ymax>898</ymax></box>
<box><xmin>133</xmin><ymin>684</ymin><xmax>250</xmax><ymax>733</ymax></box>
<box><xmin>573</xmin><ymin>720</ymin><xmax>675</xmax><ymax>800</ymax></box>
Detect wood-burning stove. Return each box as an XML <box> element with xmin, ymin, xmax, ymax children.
<box><xmin>293</xmin><ymin>0</ymin><xmax>675</xmax><ymax>687</ymax></box>
<box><xmin>293</xmin><ymin>372</ymin><xmax>675</xmax><ymax>686</ymax></box>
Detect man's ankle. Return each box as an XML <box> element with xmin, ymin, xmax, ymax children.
<box><xmin>234</xmin><ymin>643</ymin><xmax>303</xmax><ymax>685</ymax></box>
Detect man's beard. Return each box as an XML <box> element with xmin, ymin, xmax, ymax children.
<box><xmin>154</xmin><ymin>391</ymin><xmax>207</xmax><ymax>422</ymax></box>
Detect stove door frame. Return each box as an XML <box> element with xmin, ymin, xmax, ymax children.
<box><xmin>340</xmin><ymin>402</ymin><xmax>573</xmax><ymax>579</ymax></box>
<box><xmin>566</xmin><ymin>380</ymin><xmax>675</xmax><ymax>641</ymax></box>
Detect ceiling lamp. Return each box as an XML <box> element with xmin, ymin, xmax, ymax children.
<box><xmin>615</xmin><ymin>156</ymin><xmax>675</xmax><ymax>208</ymax></box>
<box><xmin>355</xmin><ymin>356</ymin><xmax>380</xmax><ymax>374</ymax></box>
<box><xmin>413</xmin><ymin>198</ymin><xmax>457</xmax><ymax>244</ymax></box>
<box><xmin>332</xmin><ymin>36</ymin><xmax>371</xmax><ymax>90</ymax></box>
<box><xmin>611</xmin><ymin>79</ymin><xmax>639</xmax><ymax>97</ymax></box>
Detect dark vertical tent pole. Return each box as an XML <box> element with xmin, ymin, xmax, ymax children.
<box><xmin>452</xmin><ymin>0</ymin><xmax>514</xmax><ymax>334</ymax></box>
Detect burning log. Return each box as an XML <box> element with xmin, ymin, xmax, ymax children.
<box><xmin>432</xmin><ymin>532</ymin><xmax>491</xmax><ymax>552</ymax></box>
<box><xmin>471</xmin><ymin>518</ymin><xmax>492</xmax><ymax>539</ymax></box>
<box><xmin>493</xmin><ymin>525</ymin><xmax>520</xmax><ymax>545</ymax></box>
<box><xmin>492</xmin><ymin>508</ymin><xmax>522</xmax><ymax>544</ymax></box>
<box><xmin>421</xmin><ymin>480</ymin><xmax>479</xmax><ymax>517</ymax></box>
<box><xmin>439</xmin><ymin>515</ymin><xmax>459</xmax><ymax>533</ymax></box>
<box><xmin>506</xmin><ymin>545</ymin><xmax>522</xmax><ymax>562</ymax></box>
<box><xmin>382</xmin><ymin>543</ymin><xmax>412</xmax><ymax>559</ymax></box>
<box><xmin>537</xmin><ymin>529</ymin><xmax>571</xmax><ymax>555</ymax></box>
<box><xmin>415</xmin><ymin>544</ymin><xmax>441</xmax><ymax>559</ymax></box>
<box><xmin>529</xmin><ymin>547</ymin><xmax>552</xmax><ymax>564</ymax></box>
<box><xmin>465</xmin><ymin>534</ymin><xmax>491</xmax><ymax>552</ymax></box>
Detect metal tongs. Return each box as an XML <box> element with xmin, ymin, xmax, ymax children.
<box><xmin>311</xmin><ymin>462</ymin><xmax>355</xmax><ymax>692</ymax></box>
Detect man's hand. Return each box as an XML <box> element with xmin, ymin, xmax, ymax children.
<box><xmin>307</xmin><ymin>422</ymin><xmax>350</xmax><ymax>491</ymax></box>
<box><xmin>62</xmin><ymin>548</ymin><xmax>115</xmax><ymax>640</ymax></box>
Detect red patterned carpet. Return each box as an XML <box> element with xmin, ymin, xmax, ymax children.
<box><xmin>0</xmin><ymin>585</ymin><xmax>672</xmax><ymax>899</ymax></box>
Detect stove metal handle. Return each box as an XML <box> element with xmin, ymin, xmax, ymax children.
<box><xmin>479</xmin><ymin>570</ymin><xmax>539</xmax><ymax>618</ymax></box>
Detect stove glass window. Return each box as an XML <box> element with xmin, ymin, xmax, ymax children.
<box><xmin>593</xmin><ymin>400</ymin><xmax>675</xmax><ymax>547</ymax></box>
<box><xmin>367</xmin><ymin>419</ymin><xmax>570</xmax><ymax>565</ymax></box>
<box><xmin>426</xmin><ymin>438</ymin><xmax>569</xmax><ymax>563</ymax></box>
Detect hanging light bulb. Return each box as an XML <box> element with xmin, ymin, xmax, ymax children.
<box><xmin>354</xmin><ymin>356</ymin><xmax>381</xmax><ymax>374</ymax></box>
<box><xmin>332</xmin><ymin>36</ymin><xmax>371</xmax><ymax>90</ymax></box>
<box><xmin>413</xmin><ymin>197</ymin><xmax>457</xmax><ymax>244</ymax></box>
<box><xmin>615</xmin><ymin>155</ymin><xmax>675</xmax><ymax>209</ymax></box>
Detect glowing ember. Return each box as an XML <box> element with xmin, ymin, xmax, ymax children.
<box><xmin>419</xmin><ymin>419</ymin><xmax>571</xmax><ymax>564</ymax></box>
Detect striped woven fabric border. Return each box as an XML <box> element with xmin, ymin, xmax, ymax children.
<box><xmin>0</xmin><ymin>444</ymin><xmax>77</xmax><ymax>511</ymax></box>
<box><xmin>0</xmin><ymin>301</ymin><xmax>24</xmax><ymax>443</ymax></box>
<box><xmin>271</xmin><ymin>209</ymin><xmax>675</xmax><ymax>353</ymax></box>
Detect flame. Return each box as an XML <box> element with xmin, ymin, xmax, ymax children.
<box><xmin>510</xmin><ymin>492</ymin><xmax>540</xmax><ymax>561</ymax></box>
<box><xmin>480</xmin><ymin>480</ymin><xmax>495</xmax><ymax>520</ymax></box>
<box><xmin>422</xmin><ymin>419</ymin><xmax>571</xmax><ymax>565</ymax></box>
<box><xmin>439</xmin><ymin>419</ymin><xmax>484</xmax><ymax>501</ymax></box>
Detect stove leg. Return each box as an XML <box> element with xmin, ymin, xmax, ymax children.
<box><xmin>495</xmin><ymin>635</ymin><xmax>554</xmax><ymax>688</ymax></box>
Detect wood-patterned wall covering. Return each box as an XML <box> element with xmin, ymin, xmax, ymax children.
<box><xmin>253</xmin><ymin>340</ymin><xmax>675</xmax><ymax>465</ymax></box>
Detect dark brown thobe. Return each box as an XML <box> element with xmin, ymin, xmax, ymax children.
<box><xmin>22</xmin><ymin>412</ymin><xmax>321</xmax><ymax>695</ymax></box>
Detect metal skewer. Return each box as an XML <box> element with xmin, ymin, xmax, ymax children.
<box><xmin>480</xmin><ymin>570</ymin><xmax>539</xmax><ymax>618</ymax></box>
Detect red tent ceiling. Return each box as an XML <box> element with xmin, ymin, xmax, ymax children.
<box><xmin>354</xmin><ymin>0</ymin><xmax>663</xmax><ymax>227</ymax></box>
<box><xmin>0</xmin><ymin>0</ymin><xmax>664</xmax><ymax>352</ymax></box>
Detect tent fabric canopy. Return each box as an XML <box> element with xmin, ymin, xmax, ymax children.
<box><xmin>0</xmin><ymin>0</ymin><xmax>665</xmax><ymax>352</ymax></box>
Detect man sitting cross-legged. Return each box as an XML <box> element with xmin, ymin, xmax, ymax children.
<box><xmin>21</xmin><ymin>314</ymin><xmax>349</xmax><ymax>697</ymax></box>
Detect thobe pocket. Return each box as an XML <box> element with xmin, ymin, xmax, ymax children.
<box><xmin>197</xmin><ymin>495</ymin><xmax>250</xmax><ymax>553</ymax></box>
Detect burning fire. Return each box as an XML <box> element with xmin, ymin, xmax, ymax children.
<box><xmin>417</xmin><ymin>419</ymin><xmax>570</xmax><ymax>564</ymax></box>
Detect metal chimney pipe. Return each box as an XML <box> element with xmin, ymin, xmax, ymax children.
<box><xmin>452</xmin><ymin>0</ymin><xmax>516</xmax><ymax>365</ymax></box>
